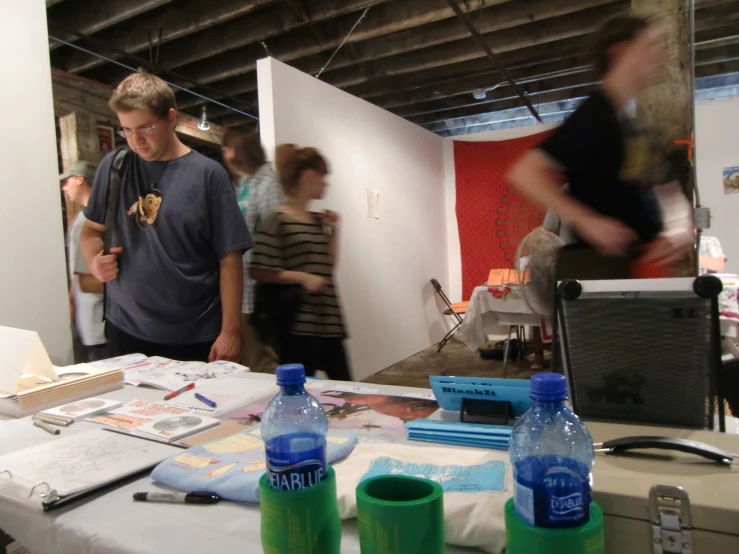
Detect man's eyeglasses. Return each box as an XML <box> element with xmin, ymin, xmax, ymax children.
<box><xmin>118</xmin><ymin>119</ymin><xmax>164</xmax><ymax>138</ymax></box>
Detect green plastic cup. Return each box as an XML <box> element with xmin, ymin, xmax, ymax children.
<box><xmin>259</xmin><ymin>466</ymin><xmax>341</xmax><ymax>554</ymax></box>
<box><xmin>356</xmin><ymin>475</ymin><xmax>444</xmax><ymax>554</ymax></box>
<box><xmin>505</xmin><ymin>497</ymin><xmax>605</xmax><ymax>554</ymax></box>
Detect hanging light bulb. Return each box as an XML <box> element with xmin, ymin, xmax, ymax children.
<box><xmin>198</xmin><ymin>105</ymin><xmax>210</xmax><ymax>131</ymax></box>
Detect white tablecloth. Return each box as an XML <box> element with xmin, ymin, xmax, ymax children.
<box><xmin>0</xmin><ymin>373</ymin><xmax>481</xmax><ymax>554</ymax></box>
<box><xmin>456</xmin><ymin>285</ymin><xmax>540</xmax><ymax>351</ymax></box>
<box><xmin>457</xmin><ymin>275</ymin><xmax>739</xmax><ymax>351</ymax></box>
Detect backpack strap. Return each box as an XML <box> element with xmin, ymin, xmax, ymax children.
<box><xmin>103</xmin><ymin>147</ymin><xmax>129</xmax><ymax>255</ymax></box>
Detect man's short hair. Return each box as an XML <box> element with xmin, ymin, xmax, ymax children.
<box><xmin>109</xmin><ymin>72</ymin><xmax>177</xmax><ymax>118</ymax></box>
<box><xmin>593</xmin><ymin>14</ymin><xmax>651</xmax><ymax>78</ymax></box>
<box><xmin>222</xmin><ymin>126</ymin><xmax>267</xmax><ymax>174</ymax></box>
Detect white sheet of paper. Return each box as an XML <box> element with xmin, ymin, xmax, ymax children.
<box><xmin>403</xmin><ymin>392</ymin><xmax>436</xmax><ymax>400</ymax></box>
<box><xmin>167</xmin><ymin>375</ymin><xmax>278</xmax><ymax>414</ymax></box>
<box><xmin>0</xmin><ymin>326</ymin><xmax>57</xmax><ymax>393</ymax></box>
<box><xmin>366</xmin><ymin>188</ymin><xmax>379</xmax><ymax>219</ymax></box>
<box><xmin>330</xmin><ymin>384</ymin><xmax>380</xmax><ymax>394</ymax></box>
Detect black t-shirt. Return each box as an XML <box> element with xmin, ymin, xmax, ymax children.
<box><xmin>539</xmin><ymin>90</ymin><xmax>663</xmax><ymax>245</ymax></box>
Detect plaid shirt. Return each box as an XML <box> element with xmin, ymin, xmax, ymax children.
<box><xmin>699</xmin><ymin>235</ymin><xmax>726</xmax><ymax>274</ymax></box>
<box><xmin>236</xmin><ymin>163</ymin><xmax>286</xmax><ymax>313</ymax></box>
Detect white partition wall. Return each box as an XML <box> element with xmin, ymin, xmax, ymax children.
<box><xmin>257</xmin><ymin>58</ymin><xmax>449</xmax><ymax>380</ymax></box>
<box><xmin>695</xmin><ymin>97</ymin><xmax>739</xmax><ymax>274</ymax></box>
<box><xmin>0</xmin><ymin>0</ymin><xmax>72</xmax><ymax>364</ymax></box>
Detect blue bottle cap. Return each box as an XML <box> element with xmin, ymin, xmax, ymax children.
<box><xmin>530</xmin><ymin>372</ymin><xmax>568</xmax><ymax>401</ymax></box>
<box><xmin>276</xmin><ymin>364</ymin><xmax>306</xmax><ymax>386</ymax></box>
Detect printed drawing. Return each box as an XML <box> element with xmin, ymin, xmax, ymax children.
<box><xmin>225</xmin><ymin>389</ymin><xmax>438</xmax><ymax>442</ymax></box>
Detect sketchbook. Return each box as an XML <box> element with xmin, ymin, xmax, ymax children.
<box><xmin>121</xmin><ymin>357</ymin><xmax>249</xmax><ymax>392</ymax></box>
<box><xmin>0</xmin><ymin>429</ymin><xmax>179</xmax><ymax>511</ymax></box>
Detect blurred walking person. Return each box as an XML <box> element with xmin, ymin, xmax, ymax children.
<box><xmin>250</xmin><ymin>145</ymin><xmax>352</xmax><ymax>381</ymax></box>
<box><xmin>222</xmin><ymin>127</ymin><xmax>285</xmax><ymax>373</ymax></box>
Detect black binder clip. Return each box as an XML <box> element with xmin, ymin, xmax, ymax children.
<box><xmin>460</xmin><ymin>398</ymin><xmax>513</xmax><ymax>426</ymax></box>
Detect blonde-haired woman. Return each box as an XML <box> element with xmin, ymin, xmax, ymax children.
<box><xmin>249</xmin><ymin>144</ymin><xmax>351</xmax><ymax>381</ymax></box>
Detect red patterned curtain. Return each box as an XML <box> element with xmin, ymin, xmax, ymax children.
<box><xmin>454</xmin><ymin>133</ymin><xmax>551</xmax><ymax>300</ymax></box>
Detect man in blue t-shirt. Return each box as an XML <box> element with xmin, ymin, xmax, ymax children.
<box><xmin>81</xmin><ymin>72</ymin><xmax>252</xmax><ymax>362</ymax></box>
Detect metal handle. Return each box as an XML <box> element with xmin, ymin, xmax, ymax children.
<box><xmin>595</xmin><ymin>436</ymin><xmax>734</xmax><ymax>466</ymax></box>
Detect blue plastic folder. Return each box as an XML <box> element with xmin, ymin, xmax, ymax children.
<box><xmin>429</xmin><ymin>376</ymin><xmax>531</xmax><ymax>416</ymax></box>
<box><xmin>151</xmin><ymin>424</ymin><xmax>357</xmax><ymax>503</ymax></box>
<box><xmin>405</xmin><ymin>419</ymin><xmax>512</xmax><ymax>451</ymax></box>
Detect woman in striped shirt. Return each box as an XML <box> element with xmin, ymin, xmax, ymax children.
<box><xmin>249</xmin><ymin>144</ymin><xmax>351</xmax><ymax>381</ymax></box>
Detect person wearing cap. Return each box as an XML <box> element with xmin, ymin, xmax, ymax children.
<box><xmin>61</xmin><ymin>160</ymin><xmax>108</xmax><ymax>362</ymax></box>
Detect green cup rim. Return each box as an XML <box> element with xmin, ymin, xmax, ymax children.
<box><xmin>356</xmin><ymin>475</ymin><xmax>444</xmax><ymax>507</ymax></box>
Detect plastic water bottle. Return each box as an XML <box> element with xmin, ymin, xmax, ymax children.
<box><xmin>509</xmin><ymin>372</ymin><xmax>594</xmax><ymax>528</ymax></box>
<box><xmin>261</xmin><ymin>364</ymin><xmax>329</xmax><ymax>492</ymax></box>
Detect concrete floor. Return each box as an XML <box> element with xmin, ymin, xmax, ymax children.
<box><xmin>362</xmin><ymin>338</ymin><xmax>537</xmax><ymax>388</ymax></box>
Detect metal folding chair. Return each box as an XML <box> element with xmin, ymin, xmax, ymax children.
<box><xmin>431</xmin><ymin>278</ymin><xmax>468</xmax><ymax>352</ymax></box>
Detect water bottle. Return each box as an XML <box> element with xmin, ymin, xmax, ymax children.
<box><xmin>261</xmin><ymin>364</ymin><xmax>329</xmax><ymax>492</ymax></box>
<box><xmin>509</xmin><ymin>372</ymin><xmax>594</xmax><ymax>528</ymax></box>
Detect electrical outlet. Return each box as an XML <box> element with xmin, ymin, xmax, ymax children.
<box><xmin>694</xmin><ymin>206</ymin><xmax>711</xmax><ymax>229</ymax></box>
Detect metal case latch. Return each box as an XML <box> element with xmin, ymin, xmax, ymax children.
<box><xmin>650</xmin><ymin>485</ymin><xmax>693</xmax><ymax>554</ymax></box>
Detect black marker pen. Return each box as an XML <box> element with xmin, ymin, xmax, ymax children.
<box><xmin>133</xmin><ymin>491</ymin><xmax>220</xmax><ymax>504</ymax></box>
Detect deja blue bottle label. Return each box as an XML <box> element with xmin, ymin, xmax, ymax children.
<box><xmin>540</xmin><ymin>464</ymin><xmax>591</xmax><ymax>526</ymax></box>
<box><xmin>266</xmin><ymin>442</ymin><xmax>327</xmax><ymax>491</ymax></box>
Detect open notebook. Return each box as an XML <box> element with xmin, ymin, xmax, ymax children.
<box><xmin>0</xmin><ymin>429</ymin><xmax>179</xmax><ymax>511</ymax></box>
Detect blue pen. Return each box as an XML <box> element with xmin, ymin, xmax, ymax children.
<box><xmin>194</xmin><ymin>393</ymin><xmax>217</xmax><ymax>409</ymax></box>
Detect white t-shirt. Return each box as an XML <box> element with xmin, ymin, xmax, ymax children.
<box><xmin>334</xmin><ymin>442</ymin><xmax>512</xmax><ymax>554</ymax></box>
<box><xmin>68</xmin><ymin>211</ymin><xmax>106</xmax><ymax>346</ymax></box>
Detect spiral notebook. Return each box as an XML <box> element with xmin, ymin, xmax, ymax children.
<box><xmin>0</xmin><ymin>429</ymin><xmax>179</xmax><ymax>511</ymax></box>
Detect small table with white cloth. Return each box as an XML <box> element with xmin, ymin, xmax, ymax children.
<box><xmin>0</xmin><ymin>373</ymin><xmax>482</xmax><ymax>554</ymax></box>
<box><xmin>456</xmin><ymin>284</ymin><xmax>542</xmax><ymax>353</ymax></box>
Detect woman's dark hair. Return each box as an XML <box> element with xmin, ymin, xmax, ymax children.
<box><xmin>275</xmin><ymin>144</ymin><xmax>329</xmax><ymax>195</ymax></box>
<box><xmin>221</xmin><ymin>126</ymin><xmax>267</xmax><ymax>174</ymax></box>
<box><xmin>593</xmin><ymin>14</ymin><xmax>651</xmax><ymax>78</ymax></box>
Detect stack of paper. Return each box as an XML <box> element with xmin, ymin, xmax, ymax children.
<box><xmin>405</xmin><ymin>419</ymin><xmax>512</xmax><ymax>450</ymax></box>
<box><xmin>0</xmin><ymin>367</ymin><xmax>124</xmax><ymax>418</ymax></box>
<box><xmin>0</xmin><ymin>326</ymin><xmax>126</xmax><ymax>418</ymax></box>
<box><xmin>89</xmin><ymin>400</ymin><xmax>220</xmax><ymax>443</ymax></box>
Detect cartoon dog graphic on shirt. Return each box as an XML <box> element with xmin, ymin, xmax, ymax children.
<box><xmin>127</xmin><ymin>189</ymin><xmax>162</xmax><ymax>228</ymax></box>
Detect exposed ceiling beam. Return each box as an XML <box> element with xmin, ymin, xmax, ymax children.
<box><xmin>435</xmin><ymin>98</ymin><xmax>587</xmax><ymax>136</ymax></box>
<box><xmin>180</xmin><ymin>0</ymin><xmax>619</xmax><ymax>111</ymax></box>
<box><xmin>423</xmin><ymin>87</ymin><xmax>597</xmax><ymax>132</ymax></box>
<box><xmin>423</xmin><ymin>59</ymin><xmax>739</xmax><ymax>133</ymax></box>
<box><xmin>115</xmin><ymin>0</ymin><xmax>390</xmax><ymax>79</ymax></box>
<box><xmin>180</xmin><ymin>0</ymin><xmax>512</xmax><ymax>90</ymax></box>
<box><xmin>48</xmin><ymin>0</ymin><xmax>175</xmax><ymax>50</ymax></box>
<box><xmin>410</xmin><ymin>81</ymin><xmax>596</xmax><ymax>126</ymax></box>
<box><xmin>47</xmin><ymin>19</ymin><xmax>259</xmax><ymax>119</ymax></box>
<box><xmin>444</xmin><ymin>0</ymin><xmax>541</xmax><ymax>121</ymax></box>
<box><xmin>392</xmin><ymin>65</ymin><xmax>596</xmax><ymax>118</ymax></box>
<box><xmin>54</xmin><ymin>0</ymin><xmax>281</xmax><ymax>75</ymax></box>
<box><xmin>204</xmin><ymin>3</ymin><xmax>623</xmax><ymax>121</ymax></box>
<box><xmin>347</xmin><ymin>37</ymin><xmax>587</xmax><ymax>100</ymax></box>
<box><xmin>378</xmin><ymin>40</ymin><xmax>739</xmax><ymax>113</ymax></box>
